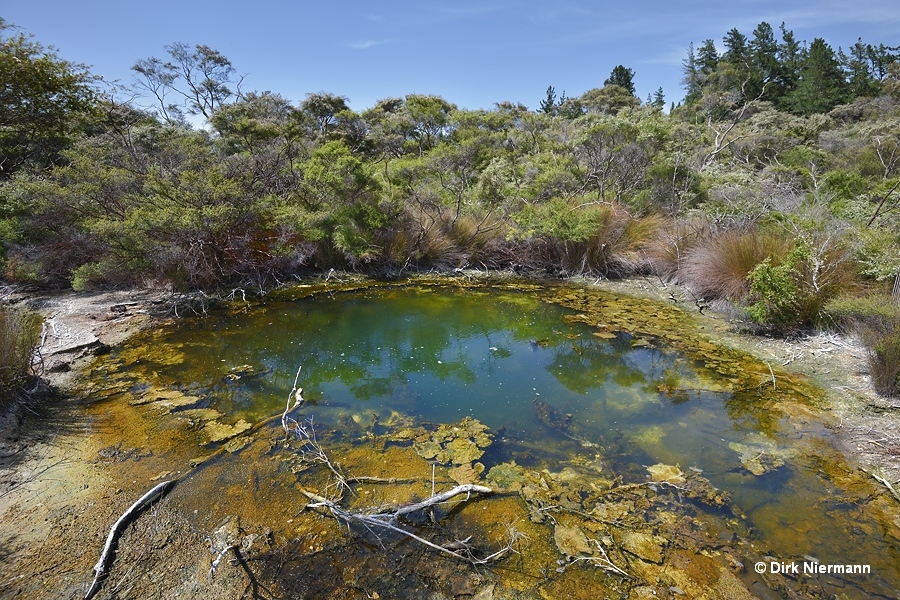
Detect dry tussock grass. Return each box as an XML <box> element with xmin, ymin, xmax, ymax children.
<box><xmin>678</xmin><ymin>229</ymin><xmax>794</xmax><ymax>301</ymax></box>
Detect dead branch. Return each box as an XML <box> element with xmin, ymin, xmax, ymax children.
<box><xmin>866</xmin><ymin>179</ymin><xmax>900</xmax><ymax>228</ymax></box>
<box><xmin>389</xmin><ymin>484</ymin><xmax>492</xmax><ymax>519</ymax></box>
<box><xmin>85</xmin><ymin>480</ymin><xmax>175</xmax><ymax>600</ymax></box>
<box><xmin>566</xmin><ymin>538</ymin><xmax>630</xmax><ymax>578</ymax></box>
<box><xmin>345</xmin><ymin>475</ymin><xmax>419</xmax><ymax>484</ymax></box>
<box><xmin>207</xmin><ymin>543</ymin><xmax>239</xmax><ymax>582</ymax></box>
<box><xmin>282</xmin><ymin>366</ymin><xmax>513</xmax><ymax>564</ymax></box>
<box><xmin>765</xmin><ymin>360</ymin><xmax>776</xmax><ymax>391</ymax></box>
<box><xmin>287</xmin><ymin>416</ymin><xmax>353</xmax><ymax>497</ymax></box>
<box><xmin>281</xmin><ymin>365</ymin><xmax>304</xmax><ymax>432</ymax></box>
<box><xmin>301</xmin><ymin>484</ymin><xmax>510</xmax><ymax>564</ymax></box>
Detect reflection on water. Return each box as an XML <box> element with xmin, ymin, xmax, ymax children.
<box><xmin>85</xmin><ymin>281</ymin><xmax>900</xmax><ymax>598</ymax></box>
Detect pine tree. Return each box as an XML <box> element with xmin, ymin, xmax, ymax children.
<box><xmin>539</xmin><ymin>85</ymin><xmax>557</xmax><ymax>115</ymax></box>
<box><xmin>749</xmin><ymin>22</ymin><xmax>779</xmax><ymax>100</ymax></box>
<box><xmin>776</xmin><ymin>23</ymin><xmax>804</xmax><ymax>106</ymax></box>
<box><xmin>722</xmin><ymin>28</ymin><xmax>749</xmax><ymax>66</ymax></box>
<box><xmin>681</xmin><ymin>42</ymin><xmax>702</xmax><ymax>101</ymax></box>
<box><xmin>842</xmin><ymin>39</ymin><xmax>879</xmax><ymax>98</ymax></box>
<box><xmin>604</xmin><ymin>65</ymin><xmax>636</xmax><ymax>96</ymax></box>
<box><xmin>697</xmin><ymin>39</ymin><xmax>720</xmax><ymax>76</ymax></box>
<box><xmin>786</xmin><ymin>38</ymin><xmax>847</xmax><ymax>114</ymax></box>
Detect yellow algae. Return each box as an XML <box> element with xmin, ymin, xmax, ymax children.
<box><xmin>553</xmin><ymin>523</ymin><xmax>592</xmax><ymax>557</ymax></box>
<box><xmin>618</xmin><ymin>530</ymin><xmax>667</xmax><ymax>564</ymax></box>
<box><xmin>646</xmin><ymin>463</ymin><xmax>685</xmax><ymax>483</ymax></box>
<box><xmin>202</xmin><ymin>419</ymin><xmax>252</xmax><ymax>444</ymax></box>
<box><xmin>632</xmin><ymin>425</ymin><xmax>666</xmax><ymax>455</ymax></box>
<box><xmin>129</xmin><ymin>387</ymin><xmax>190</xmax><ymax>406</ymax></box>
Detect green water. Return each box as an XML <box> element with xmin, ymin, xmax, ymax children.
<box><xmin>164</xmin><ymin>287</ymin><xmax>693</xmax><ymax>436</ymax></box>
<box><xmin>94</xmin><ymin>282</ymin><xmax>900</xmax><ymax>597</ymax></box>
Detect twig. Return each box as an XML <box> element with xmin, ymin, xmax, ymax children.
<box><xmin>864</xmin><ymin>469</ymin><xmax>900</xmax><ymax>503</ymax></box>
<box><xmin>85</xmin><ymin>480</ymin><xmax>175</xmax><ymax>600</ymax></box>
<box><xmin>345</xmin><ymin>475</ymin><xmax>418</xmax><ymax>484</ymax></box>
<box><xmin>281</xmin><ymin>365</ymin><xmax>304</xmax><ymax>432</ymax></box>
<box><xmin>288</xmin><ymin>416</ymin><xmax>353</xmax><ymax>497</ymax></box>
<box><xmin>568</xmin><ymin>538</ymin><xmax>630</xmax><ymax>578</ymax></box>
<box><xmin>208</xmin><ymin>543</ymin><xmax>239</xmax><ymax>581</ymax></box>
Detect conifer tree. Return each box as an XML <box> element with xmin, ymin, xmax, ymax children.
<box><xmin>604</xmin><ymin>65</ymin><xmax>636</xmax><ymax>96</ymax></box>
<box><xmin>785</xmin><ymin>38</ymin><xmax>847</xmax><ymax>114</ymax></box>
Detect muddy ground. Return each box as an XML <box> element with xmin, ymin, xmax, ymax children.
<box><xmin>0</xmin><ymin>278</ymin><xmax>898</xmax><ymax>600</ymax></box>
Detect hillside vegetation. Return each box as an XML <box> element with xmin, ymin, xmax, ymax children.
<box><xmin>2</xmin><ymin>19</ymin><xmax>900</xmax><ymax>396</ymax></box>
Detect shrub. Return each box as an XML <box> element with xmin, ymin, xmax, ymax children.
<box><xmin>746</xmin><ymin>254</ymin><xmax>805</xmax><ymax>329</ymax></box>
<box><xmin>0</xmin><ymin>305</ymin><xmax>42</xmax><ymax>411</ymax></box>
<box><xmin>516</xmin><ymin>198</ymin><xmax>661</xmax><ymax>277</ymax></box>
<box><xmin>746</xmin><ymin>239</ymin><xmax>857</xmax><ymax>331</ymax></box>
<box><xmin>679</xmin><ymin>229</ymin><xmax>794</xmax><ymax>301</ymax></box>
<box><xmin>827</xmin><ymin>294</ymin><xmax>900</xmax><ymax>397</ymax></box>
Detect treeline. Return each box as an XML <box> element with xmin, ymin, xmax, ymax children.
<box><xmin>682</xmin><ymin>22</ymin><xmax>899</xmax><ymax>115</ymax></box>
<box><xmin>1</xmin><ymin>19</ymin><xmax>899</xmax><ymax>346</ymax></box>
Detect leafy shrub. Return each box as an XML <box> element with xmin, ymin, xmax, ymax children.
<box><xmin>851</xmin><ymin>227</ymin><xmax>900</xmax><ymax>282</ymax></box>
<box><xmin>827</xmin><ymin>294</ymin><xmax>900</xmax><ymax>397</ymax></box>
<box><xmin>0</xmin><ymin>305</ymin><xmax>41</xmax><ymax>410</ymax></box>
<box><xmin>746</xmin><ymin>239</ymin><xmax>856</xmax><ymax>331</ymax></box>
<box><xmin>746</xmin><ymin>253</ymin><xmax>805</xmax><ymax>328</ymax></box>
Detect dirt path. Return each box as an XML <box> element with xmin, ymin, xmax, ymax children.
<box><xmin>0</xmin><ymin>289</ymin><xmax>172</xmax><ymax>599</ymax></box>
<box><xmin>1</xmin><ymin>279</ymin><xmax>898</xmax><ymax>599</ymax></box>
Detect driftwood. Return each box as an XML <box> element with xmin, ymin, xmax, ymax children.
<box><xmin>302</xmin><ymin>484</ymin><xmax>515</xmax><ymax>564</ymax></box>
<box><xmin>84</xmin><ymin>480</ymin><xmax>175</xmax><ymax>600</ymax></box>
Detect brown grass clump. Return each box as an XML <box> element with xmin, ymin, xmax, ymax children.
<box><xmin>388</xmin><ymin>204</ymin><xmax>507</xmax><ymax>270</ymax></box>
<box><xmin>828</xmin><ymin>294</ymin><xmax>900</xmax><ymax>397</ymax></box>
<box><xmin>542</xmin><ymin>203</ymin><xmax>664</xmax><ymax>277</ymax></box>
<box><xmin>0</xmin><ymin>306</ymin><xmax>42</xmax><ymax>411</ymax></box>
<box><xmin>642</xmin><ymin>217</ymin><xmax>711</xmax><ymax>280</ymax></box>
<box><xmin>678</xmin><ymin>229</ymin><xmax>794</xmax><ymax>301</ymax></box>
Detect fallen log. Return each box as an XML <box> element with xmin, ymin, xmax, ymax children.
<box><xmin>84</xmin><ymin>479</ymin><xmax>175</xmax><ymax>600</ymax></box>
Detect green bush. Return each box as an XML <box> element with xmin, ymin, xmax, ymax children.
<box><xmin>746</xmin><ymin>239</ymin><xmax>856</xmax><ymax>332</ymax></box>
<box><xmin>0</xmin><ymin>305</ymin><xmax>42</xmax><ymax>410</ymax></box>
<box><xmin>827</xmin><ymin>294</ymin><xmax>900</xmax><ymax>397</ymax></box>
<box><xmin>746</xmin><ymin>254</ymin><xmax>804</xmax><ymax>328</ymax></box>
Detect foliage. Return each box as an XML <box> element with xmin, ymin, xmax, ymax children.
<box><xmin>746</xmin><ymin>253</ymin><xmax>805</xmax><ymax>328</ymax></box>
<box><xmin>604</xmin><ymin>65</ymin><xmax>636</xmax><ymax>97</ymax></box>
<box><xmin>681</xmin><ymin>21</ymin><xmax>898</xmax><ymax>115</ymax></box>
<box><xmin>745</xmin><ymin>238</ymin><xmax>854</xmax><ymax>331</ymax></box>
<box><xmin>0</xmin><ymin>19</ymin><xmax>99</xmax><ymax>178</ymax></box>
<box><xmin>132</xmin><ymin>42</ymin><xmax>240</xmax><ymax>124</ymax></box>
<box><xmin>1</xmin><ymin>20</ymin><xmax>898</xmax><ymax>340</ymax></box>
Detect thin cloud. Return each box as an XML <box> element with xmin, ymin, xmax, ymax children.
<box><xmin>349</xmin><ymin>39</ymin><xmax>388</xmax><ymax>50</ymax></box>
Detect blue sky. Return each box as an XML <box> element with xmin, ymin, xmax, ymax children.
<box><xmin>4</xmin><ymin>1</ymin><xmax>899</xmax><ymax>113</ymax></box>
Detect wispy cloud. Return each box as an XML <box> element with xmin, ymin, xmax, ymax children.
<box><xmin>349</xmin><ymin>39</ymin><xmax>388</xmax><ymax>50</ymax></box>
